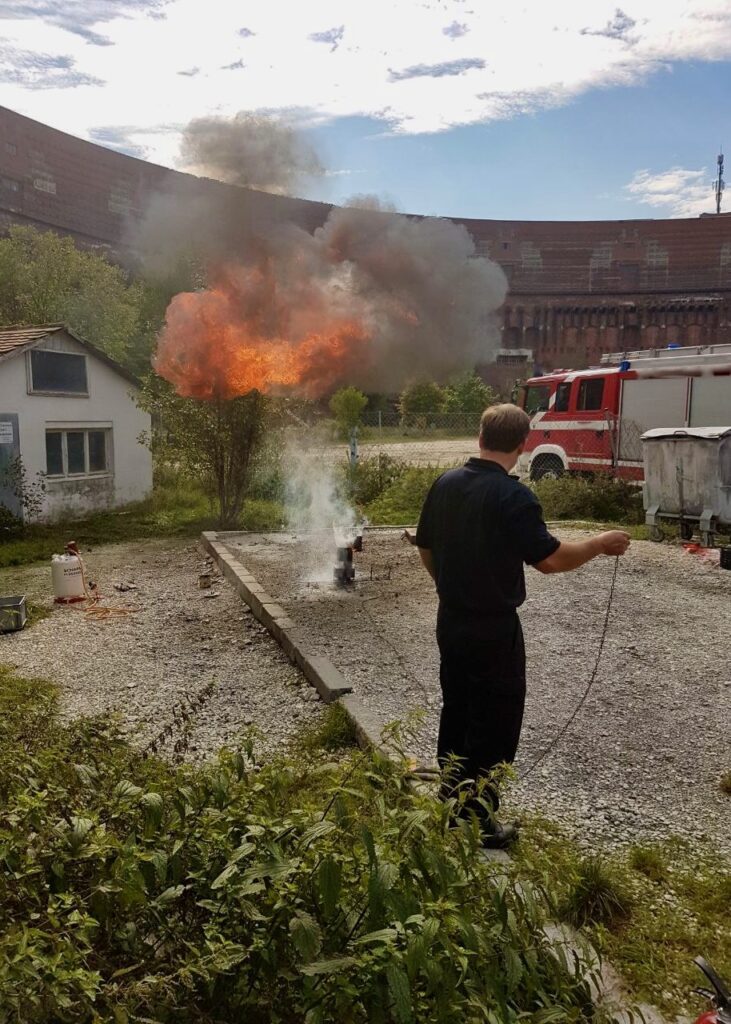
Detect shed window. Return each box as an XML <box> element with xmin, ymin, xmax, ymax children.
<box><xmin>45</xmin><ymin>429</ymin><xmax>110</xmax><ymax>477</ymax></box>
<box><xmin>45</xmin><ymin>432</ymin><xmax>63</xmax><ymax>476</ymax></box>
<box><xmin>30</xmin><ymin>350</ymin><xmax>88</xmax><ymax>394</ymax></box>
<box><xmin>88</xmin><ymin>431</ymin><xmax>107</xmax><ymax>472</ymax></box>
<box><xmin>67</xmin><ymin>432</ymin><xmax>85</xmax><ymax>474</ymax></box>
<box><xmin>577</xmin><ymin>377</ymin><xmax>605</xmax><ymax>411</ymax></box>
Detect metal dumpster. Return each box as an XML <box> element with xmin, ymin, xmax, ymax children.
<box><xmin>642</xmin><ymin>426</ymin><xmax>731</xmax><ymax>545</ymax></box>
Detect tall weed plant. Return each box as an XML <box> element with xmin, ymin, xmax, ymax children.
<box><xmin>0</xmin><ymin>668</ymin><xmax>597</xmax><ymax>1023</ymax></box>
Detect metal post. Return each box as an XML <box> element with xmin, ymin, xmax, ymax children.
<box><xmin>349</xmin><ymin>426</ymin><xmax>359</xmax><ymax>468</ymax></box>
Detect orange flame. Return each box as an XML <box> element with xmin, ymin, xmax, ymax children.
<box><xmin>154</xmin><ymin>264</ymin><xmax>372</xmax><ymax>400</ymax></box>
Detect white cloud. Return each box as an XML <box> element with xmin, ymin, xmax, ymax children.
<box><xmin>624</xmin><ymin>166</ymin><xmax>716</xmax><ymax>217</ymax></box>
<box><xmin>1</xmin><ymin>0</ymin><xmax>730</xmax><ymax>166</ymax></box>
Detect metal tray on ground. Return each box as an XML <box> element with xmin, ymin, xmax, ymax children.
<box><xmin>0</xmin><ymin>595</ymin><xmax>27</xmax><ymax>632</ymax></box>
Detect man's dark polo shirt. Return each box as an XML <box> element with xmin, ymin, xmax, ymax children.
<box><xmin>415</xmin><ymin>458</ymin><xmax>560</xmax><ymax>618</ymax></box>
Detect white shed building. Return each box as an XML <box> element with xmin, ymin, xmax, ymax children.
<box><xmin>0</xmin><ymin>324</ymin><xmax>152</xmax><ymax>522</ymax></box>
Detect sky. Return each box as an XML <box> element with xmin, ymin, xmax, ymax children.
<box><xmin>1</xmin><ymin>0</ymin><xmax>730</xmax><ymax>221</ymax></box>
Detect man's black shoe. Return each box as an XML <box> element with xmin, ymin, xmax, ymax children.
<box><xmin>480</xmin><ymin>821</ymin><xmax>518</xmax><ymax>850</ymax></box>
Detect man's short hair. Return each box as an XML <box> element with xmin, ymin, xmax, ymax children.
<box><xmin>479</xmin><ymin>403</ymin><xmax>531</xmax><ymax>452</ymax></box>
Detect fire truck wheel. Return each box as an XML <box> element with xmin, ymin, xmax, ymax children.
<box><xmin>679</xmin><ymin>521</ymin><xmax>694</xmax><ymax>542</ymax></box>
<box><xmin>648</xmin><ymin>525</ymin><xmax>663</xmax><ymax>543</ymax></box>
<box><xmin>530</xmin><ymin>456</ymin><xmax>565</xmax><ymax>481</ymax></box>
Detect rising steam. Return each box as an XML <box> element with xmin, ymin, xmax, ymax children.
<box><xmin>179</xmin><ymin>112</ymin><xmax>324</xmax><ymax>194</ymax></box>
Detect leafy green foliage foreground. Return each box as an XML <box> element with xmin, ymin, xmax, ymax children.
<box><xmin>0</xmin><ymin>669</ymin><xmax>596</xmax><ymax>1023</ymax></box>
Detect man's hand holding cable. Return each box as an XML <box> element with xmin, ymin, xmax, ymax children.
<box><xmin>596</xmin><ymin>530</ymin><xmax>631</xmax><ymax>556</ymax></box>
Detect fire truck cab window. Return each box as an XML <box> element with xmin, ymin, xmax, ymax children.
<box><xmin>554</xmin><ymin>383</ymin><xmax>571</xmax><ymax>412</ymax></box>
<box><xmin>577</xmin><ymin>377</ymin><xmax>605</xmax><ymax>411</ymax></box>
<box><xmin>524</xmin><ymin>386</ymin><xmax>550</xmax><ymax>414</ymax></box>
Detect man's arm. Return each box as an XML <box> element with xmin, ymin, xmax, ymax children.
<box><xmin>534</xmin><ymin>530</ymin><xmax>630</xmax><ymax>574</ymax></box>
<box><xmin>417</xmin><ymin>546</ymin><xmax>436</xmax><ymax>581</ymax></box>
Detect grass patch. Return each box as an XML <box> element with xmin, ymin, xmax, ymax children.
<box><xmin>513</xmin><ymin>815</ymin><xmax>731</xmax><ymax>1014</ymax></box>
<box><xmin>0</xmin><ymin>665</ymin><xmax>598</xmax><ymax>1022</ymax></box>
<box><xmin>25</xmin><ymin>599</ymin><xmax>52</xmax><ymax>628</ymax></box>
<box><xmin>296</xmin><ymin>702</ymin><xmax>357</xmax><ymax>753</ymax></box>
<box><xmin>560</xmin><ymin>856</ymin><xmax>632</xmax><ymax>928</ymax></box>
<box><xmin>628</xmin><ymin>845</ymin><xmax>668</xmax><ymax>883</ymax></box>
<box><xmin>0</xmin><ymin>478</ymin><xmax>286</xmax><ymax>568</ymax></box>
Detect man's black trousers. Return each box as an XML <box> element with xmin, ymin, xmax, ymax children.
<box><xmin>436</xmin><ymin>606</ymin><xmax>526</xmax><ymax>813</ymax></box>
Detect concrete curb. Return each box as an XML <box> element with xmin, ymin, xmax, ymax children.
<box><xmin>200</xmin><ymin>532</ymin><xmax>353</xmax><ymax>706</ymax></box>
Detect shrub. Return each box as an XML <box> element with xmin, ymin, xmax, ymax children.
<box><xmin>345</xmin><ymin>453</ymin><xmax>410</xmax><ymax>507</ymax></box>
<box><xmin>532</xmin><ymin>474</ymin><xmax>644</xmax><ymax>525</ymax></box>
<box><xmin>365</xmin><ymin>466</ymin><xmax>445</xmax><ymax>525</ymax></box>
<box><xmin>0</xmin><ymin>669</ymin><xmax>597</xmax><ymax>1023</ymax></box>
<box><xmin>443</xmin><ymin>373</ymin><xmax>496</xmax><ymax>417</ymax></box>
<box><xmin>398</xmin><ymin>381</ymin><xmax>446</xmax><ymax>427</ymax></box>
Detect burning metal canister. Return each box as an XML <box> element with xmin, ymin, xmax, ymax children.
<box><xmin>333</xmin><ymin>526</ymin><xmax>363</xmax><ymax>585</ymax></box>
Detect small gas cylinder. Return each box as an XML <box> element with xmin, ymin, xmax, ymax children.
<box><xmin>51</xmin><ymin>548</ymin><xmax>86</xmax><ymax>603</ymax></box>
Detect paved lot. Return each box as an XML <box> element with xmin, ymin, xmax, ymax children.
<box><xmin>223</xmin><ymin>528</ymin><xmax>731</xmax><ymax>851</ymax></box>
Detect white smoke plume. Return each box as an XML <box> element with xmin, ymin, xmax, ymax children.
<box><xmin>283</xmin><ymin>441</ymin><xmax>359</xmax><ymax>583</ymax></box>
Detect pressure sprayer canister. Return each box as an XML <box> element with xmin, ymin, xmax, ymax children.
<box><xmin>51</xmin><ymin>544</ymin><xmax>86</xmax><ymax>603</ymax></box>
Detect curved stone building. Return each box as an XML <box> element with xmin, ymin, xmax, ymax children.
<box><xmin>2</xmin><ymin>104</ymin><xmax>730</xmax><ymax>379</ymax></box>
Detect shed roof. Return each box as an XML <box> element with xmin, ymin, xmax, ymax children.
<box><xmin>0</xmin><ymin>324</ymin><xmax>140</xmax><ymax>386</ymax></box>
<box><xmin>0</xmin><ymin>324</ymin><xmax>66</xmax><ymax>354</ymax></box>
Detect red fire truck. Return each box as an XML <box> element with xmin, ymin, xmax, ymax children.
<box><xmin>516</xmin><ymin>344</ymin><xmax>731</xmax><ymax>481</ymax></box>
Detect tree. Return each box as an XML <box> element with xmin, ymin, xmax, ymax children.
<box><xmin>329</xmin><ymin>386</ymin><xmax>368</xmax><ymax>438</ymax></box>
<box><xmin>0</xmin><ymin>226</ymin><xmax>201</xmax><ymax>377</ymax></box>
<box><xmin>398</xmin><ymin>381</ymin><xmax>446</xmax><ymax>426</ymax></box>
<box><xmin>443</xmin><ymin>373</ymin><xmax>496</xmax><ymax>418</ymax></box>
<box><xmin>138</xmin><ymin>376</ymin><xmax>268</xmax><ymax>529</ymax></box>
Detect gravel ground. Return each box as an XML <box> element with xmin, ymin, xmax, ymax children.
<box><xmin>317</xmin><ymin>437</ymin><xmax>475</xmax><ymax>468</ymax></box>
<box><xmin>0</xmin><ymin>538</ymin><xmax>323</xmax><ymax>762</ymax></box>
<box><xmin>223</xmin><ymin>528</ymin><xmax>731</xmax><ymax>851</ymax></box>
<box><xmin>357</xmin><ymin>438</ymin><xmax>475</xmax><ymax>466</ymax></box>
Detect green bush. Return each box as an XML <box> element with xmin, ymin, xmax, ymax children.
<box><xmin>0</xmin><ymin>668</ymin><xmax>597</xmax><ymax>1022</ymax></box>
<box><xmin>398</xmin><ymin>382</ymin><xmax>446</xmax><ymax>427</ymax></box>
<box><xmin>531</xmin><ymin>475</ymin><xmax>644</xmax><ymax>525</ymax></box>
<box><xmin>344</xmin><ymin>453</ymin><xmax>411</xmax><ymax>507</ymax></box>
<box><xmin>365</xmin><ymin>466</ymin><xmax>445</xmax><ymax>525</ymax></box>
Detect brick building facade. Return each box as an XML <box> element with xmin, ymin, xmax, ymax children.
<box><xmin>2</xmin><ymin>105</ymin><xmax>730</xmax><ymax>379</ymax></box>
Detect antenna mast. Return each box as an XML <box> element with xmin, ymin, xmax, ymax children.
<box><xmin>714</xmin><ymin>147</ymin><xmax>725</xmax><ymax>214</ymax></box>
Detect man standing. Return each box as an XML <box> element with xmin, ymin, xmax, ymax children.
<box><xmin>415</xmin><ymin>404</ymin><xmax>630</xmax><ymax>848</ymax></box>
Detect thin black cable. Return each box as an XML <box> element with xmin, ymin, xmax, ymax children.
<box><xmin>521</xmin><ymin>554</ymin><xmax>620</xmax><ymax>779</ymax></box>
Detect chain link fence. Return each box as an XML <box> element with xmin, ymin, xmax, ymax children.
<box><xmin>305</xmin><ymin>410</ymin><xmax>477</xmax><ymax>470</ymax></box>
<box><xmin>282</xmin><ymin>409</ymin><xmax>646</xmax><ymax>479</ymax></box>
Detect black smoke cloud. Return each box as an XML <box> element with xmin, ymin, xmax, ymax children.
<box><xmin>178</xmin><ymin>112</ymin><xmax>324</xmax><ymax>194</ymax></box>
<box><xmin>133</xmin><ymin>117</ymin><xmax>507</xmax><ymax>389</ymax></box>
